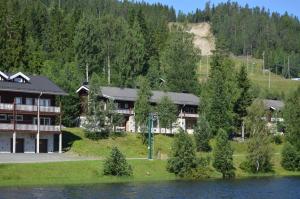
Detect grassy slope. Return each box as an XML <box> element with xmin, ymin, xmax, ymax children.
<box><xmin>1</xmin><ymin>128</ymin><xmax>299</xmax><ymax>187</ymax></box>
<box><xmin>198</xmin><ymin>55</ymin><xmax>300</xmax><ymax>95</ymax></box>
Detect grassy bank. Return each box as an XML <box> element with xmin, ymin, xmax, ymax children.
<box><xmin>1</xmin><ymin>128</ymin><xmax>300</xmax><ymax>187</ymax></box>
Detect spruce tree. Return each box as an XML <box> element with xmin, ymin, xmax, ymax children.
<box><xmin>207</xmin><ymin>52</ymin><xmax>238</xmax><ymax>135</ymax></box>
<box><xmin>103</xmin><ymin>147</ymin><xmax>133</xmax><ymax>176</ymax></box>
<box><xmin>194</xmin><ymin>115</ymin><xmax>211</xmax><ymax>152</ymax></box>
<box><xmin>167</xmin><ymin>129</ymin><xmax>197</xmax><ymax>177</ymax></box>
<box><xmin>213</xmin><ymin>129</ymin><xmax>235</xmax><ymax>178</ymax></box>
<box><xmin>134</xmin><ymin>77</ymin><xmax>152</xmax><ymax>134</ymax></box>
<box><xmin>234</xmin><ymin>65</ymin><xmax>253</xmax><ymax>131</ymax></box>
<box><xmin>157</xmin><ymin>96</ymin><xmax>177</xmax><ymax>133</ymax></box>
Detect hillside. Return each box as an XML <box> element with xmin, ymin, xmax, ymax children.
<box><xmin>182</xmin><ymin>23</ymin><xmax>300</xmax><ymax>96</ymax></box>
<box><xmin>197</xmin><ymin>54</ymin><xmax>300</xmax><ymax>96</ymax></box>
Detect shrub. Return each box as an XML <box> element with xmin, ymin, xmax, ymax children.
<box><xmin>281</xmin><ymin>142</ymin><xmax>300</xmax><ymax>171</ymax></box>
<box><xmin>213</xmin><ymin>129</ymin><xmax>235</xmax><ymax>179</ymax></box>
<box><xmin>272</xmin><ymin>134</ymin><xmax>283</xmax><ymax>145</ymax></box>
<box><xmin>167</xmin><ymin>129</ymin><xmax>197</xmax><ymax>177</ymax></box>
<box><xmin>85</xmin><ymin>129</ymin><xmax>110</xmax><ymax>140</ymax></box>
<box><xmin>103</xmin><ymin>147</ymin><xmax>133</xmax><ymax>176</ymax></box>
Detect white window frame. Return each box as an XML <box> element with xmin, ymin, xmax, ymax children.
<box><xmin>26</xmin><ymin>98</ymin><xmax>33</xmax><ymax>105</ymax></box>
<box><xmin>15</xmin><ymin>97</ymin><xmax>22</xmax><ymax>105</ymax></box>
<box><xmin>16</xmin><ymin>115</ymin><xmax>23</xmax><ymax>122</ymax></box>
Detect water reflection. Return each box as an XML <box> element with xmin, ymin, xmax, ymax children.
<box><xmin>0</xmin><ymin>177</ymin><xmax>299</xmax><ymax>199</ymax></box>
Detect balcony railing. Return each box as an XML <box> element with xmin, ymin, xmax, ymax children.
<box><xmin>0</xmin><ymin>103</ymin><xmax>60</xmax><ymax>113</ymax></box>
<box><xmin>0</xmin><ymin>123</ymin><xmax>60</xmax><ymax>132</ymax></box>
<box><xmin>178</xmin><ymin>113</ymin><xmax>199</xmax><ymax>118</ymax></box>
<box><xmin>116</xmin><ymin>109</ymin><xmax>134</xmax><ymax>115</ymax></box>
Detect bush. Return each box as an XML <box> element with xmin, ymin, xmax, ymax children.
<box><xmin>281</xmin><ymin>142</ymin><xmax>300</xmax><ymax>171</ymax></box>
<box><xmin>272</xmin><ymin>134</ymin><xmax>283</xmax><ymax>145</ymax></box>
<box><xmin>167</xmin><ymin>129</ymin><xmax>197</xmax><ymax>177</ymax></box>
<box><xmin>85</xmin><ymin>129</ymin><xmax>110</xmax><ymax>140</ymax></box>
<box><xmin>103</xmin><ymin>147</ymin><xmax>133</xmax><ymax>176</ymax></box>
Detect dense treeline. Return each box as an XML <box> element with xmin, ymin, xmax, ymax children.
<box><xmin>180</xmin><ymin>1</ymin><xmax>300</xmax><ymax>78</ymax></box>
<box><xmin>0</xmin><ymin>0</ymin><xmax>201</xmax><ymax>126</ymax></box>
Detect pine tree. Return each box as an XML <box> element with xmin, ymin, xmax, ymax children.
<box><xmin>213</xmin><ymin>129</ymin><xmax>235</xmax><ymax>178</ymax></box>
<box><xmin>160</xmin><ymin>27</ymin><xmax>200</xmax><ymax>93</ymax></box>
<box><xmin>156</xmin><ymin>96</ymin><xmax>177</xmax><ymax>133</ymax></box>
<box><xmin>207</xmin><ymin>52</ymin><xmax>239</xmax><ymax>134</ymax></box>
<box><xmin>167</xmin><ymin>129</ymin><xmax>197</xmax><ymax>177</ymax></box>
<box><xmin>103</xmin><ymin>147</ymin><xmax>133</xmax><ymax>176</ymax></box>
<box><xmin>194</xmin><ymin>115</ymin><xmax>211</xmax><ymax>152</ymax></box>
<box><xmin>134</xmin><ymin>77</ymin><xmax>152</xmax><ymax>133</ymax></box>
<box><xmin>234</xmin><ymin>65</ymin><xmax>253</xmax><ymax>131</ymax></box>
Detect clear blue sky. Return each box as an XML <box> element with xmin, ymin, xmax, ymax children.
<box><xmin>137</xmin><ymin>0</ymin><xmax>300</xmax><ymax>17</ymax></box>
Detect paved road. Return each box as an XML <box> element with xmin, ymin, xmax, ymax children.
<box><xmin>0</xmin><ymin>153</ymin><xmax>101</xmax><ymax>164</ymax></box>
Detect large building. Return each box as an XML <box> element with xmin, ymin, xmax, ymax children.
<box><xmin>77</xmin><ymin>85</ymin><xmax>199</xmax><ymax>134</ymax></box>
<box><xmin>0</xmin><ymin>71</ymin><xmax>67</xmax><ymax>153</ymax></box>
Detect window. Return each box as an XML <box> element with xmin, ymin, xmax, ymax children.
<box><xmin>33</xmin><ymin>117</ymin><xmax>51</xmax><ymax>125</ymax></box>
<box><xmin>13</xmin><ymin>77</ymin><xmax>25</xmax><ymax>83</ymax></box>
<box><xmin>7</xmin><ymin>115</ymin><xmax>23</xmax><ymax>121</ymax></box>
<box><xmin>124</xmin><ymin>103</ymin><xmax>129</xmax><ymax>109</ymax></box>
<box><xmin>26</xmin><ymin>98</ymin><xmax>33</xmax><ymax>105</ymax></box>
<box><xmin>16</xmin><ymin>115</ymin><xmax>23</xmax><ymax>122</ymax></box>
<box><xmin>34</xmin><ymin>99</ymin><xmax>51</xmax><ymax>107</ymax></box>
<box><xmin>0</xmin><ymin>114</ymin><xmax>7</xmax><ymax>121</ymax></box>
<box><xmin>15</xmin><ymin>97</ymin><xmax>22</xmax><ymax>105</ymax></box>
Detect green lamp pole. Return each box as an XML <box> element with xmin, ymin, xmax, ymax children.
<box><xmin>148</xmin><ymin>114</ymin><xmax>153</xmax><ymax>160</ymax></box>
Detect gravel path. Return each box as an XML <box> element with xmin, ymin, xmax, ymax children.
<box><xmin>0</xmin><ymin>153</ymin><xmax>101</xmax><ymax>164</ymax></box>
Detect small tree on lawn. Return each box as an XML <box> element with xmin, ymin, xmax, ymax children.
<box><xmin>157</xmin><ymin>96</ymin><xmax>177</xmax><ymax>133</ymax></box>
<box><xmin>244</xmin><ymin>99</ymin><xmax>273</xmax><ymax>173</ymax></box>
<box><xmin>83</xmin><ymin>73</ymin><xmax>106</xmax><ymax>137</ymax></box>
<box><xmin>105</xmin><ymin>99</ymin><xmax>124</xmax><ymax>132</ymax></box>
<box><xmin>213</xmin><ymin>128</ymin><xmax>235</xmax><ymax>178</ymax></box>
<box><xmin>194</xmin><ymin>115</ymin><xmax>211</xmax><ymax>152</ymax></box>
<box><xmin>103</xmin><ymin>147</ymin><xmax>133</xmax><ymax>176</ymax></box>
<box><xmin>167</xmin><ymin>129</ymin><xmax>197</xmax><ymax>177</ymax></box>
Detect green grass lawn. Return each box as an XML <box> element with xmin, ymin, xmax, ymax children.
<box><xmin>63</xmin><ymin>128</ymin><xmax>174</xmax><ymax>158</ymax></box>
<box><xmin>0</xmin><ymin>160</ymin><xmax>176</xmax><ymax>187</ymax></box>
<box><xmin>1</xmin><ymin>128</ymin><xmax>299</xmax><ymax>187</ymax></box>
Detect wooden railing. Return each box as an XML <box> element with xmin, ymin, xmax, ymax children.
<box><xmin>0</xmin><ymin>123</ymin><xmax>60</xmax><ymax>132</ymax></box>
<box><xmin>116</xmin><ymin>109</ymin><xmax>134</xmax><ymax>115</ymax></box>
<box><xmin>0</xmin><ymin>103</ymin><xmax>60</xmax><ymax>113</ymax></box>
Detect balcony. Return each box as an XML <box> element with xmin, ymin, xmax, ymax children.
<box><xmin>0</xmin><ymin>103</ymin><xmax>60</xmax><ymax>113</ymax></box>
<box><xmin>116</xmin><ymin>109</ymin><xmax>134</xmax><ymax>115</ymax></box>
<box><xmin>0</xmin><ymin>123</ymin><xmax>61</xmax><ymax>132</ymax></box>
<box><xmin>179</xmin><ymin>113</ymin><xmax>199</xmax><ymax>118</ymax></box>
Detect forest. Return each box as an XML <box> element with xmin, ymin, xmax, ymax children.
<box><xmin>0</xmin><ymin>0</ymin><xmax>299</xmax><ymax>127</ymax></box>
<box><xmin>179</xmin><ymin>1</ymin><xmax>300</xmax><ymax>78</ymax></box>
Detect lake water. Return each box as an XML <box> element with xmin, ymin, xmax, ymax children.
<box><xmin>0</xmin><ymin>177</ymin><xmax>300</xmax><ymax>199</ymax></box>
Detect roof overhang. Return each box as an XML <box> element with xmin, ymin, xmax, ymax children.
<box><xmin>0</xmin><ymin>88</ymin><xmax>68</xmax><ymax>96</ymax></box>
<box><xmin>0</xmin><ymin>71</ymin><xmax>9</xmax><ymax>80</ymax></box>
<box><xmin>10</xmin><ymin>72</ymin><xmax>30</xmax><ymax>82</ymax></box>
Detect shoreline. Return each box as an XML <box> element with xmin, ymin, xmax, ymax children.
<box><xmin>0</xmin><ymin>159</ymin><xmax>300</xmax><ymax>188</ymax></box>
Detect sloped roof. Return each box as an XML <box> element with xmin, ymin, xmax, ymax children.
<box><xmin>0</xmin><ymin>72</ymin><xmax>67</xmax><ymax>96</ymax></box>
<box><xmin>263</xmin><ymin>99</ymin><xmax>284</xmax><ymax>110</ymax></box>
<box><xmin>78</xmin><ymin>86</ymin><xmax>199</xmax><ymax>106</ymax></box>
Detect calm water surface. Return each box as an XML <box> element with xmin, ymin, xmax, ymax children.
<box><xmin>0</xmin><ymin>177</ymin><xmax>300</xmax><ymax>199</ymax></box>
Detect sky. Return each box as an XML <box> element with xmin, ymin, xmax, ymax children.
<box><xmin>137</xmin><ymin>0</ymin><xmax>300</xmax><ymax>17</ymax></box>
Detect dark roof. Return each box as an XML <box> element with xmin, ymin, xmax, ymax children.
<box><xmin>78</xmin><ymin>85</ymin><xmax>199</xmax><ymax>106</ymax></box>
<box><xmin>0</xmin><ymin>72</ymin><xmax>67</xmax><ymax>96</ymax></box>
<box><xmin>263</xmin><ymin>99</ymin><xmax>284</xmax><ymax>110</ymax></box>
